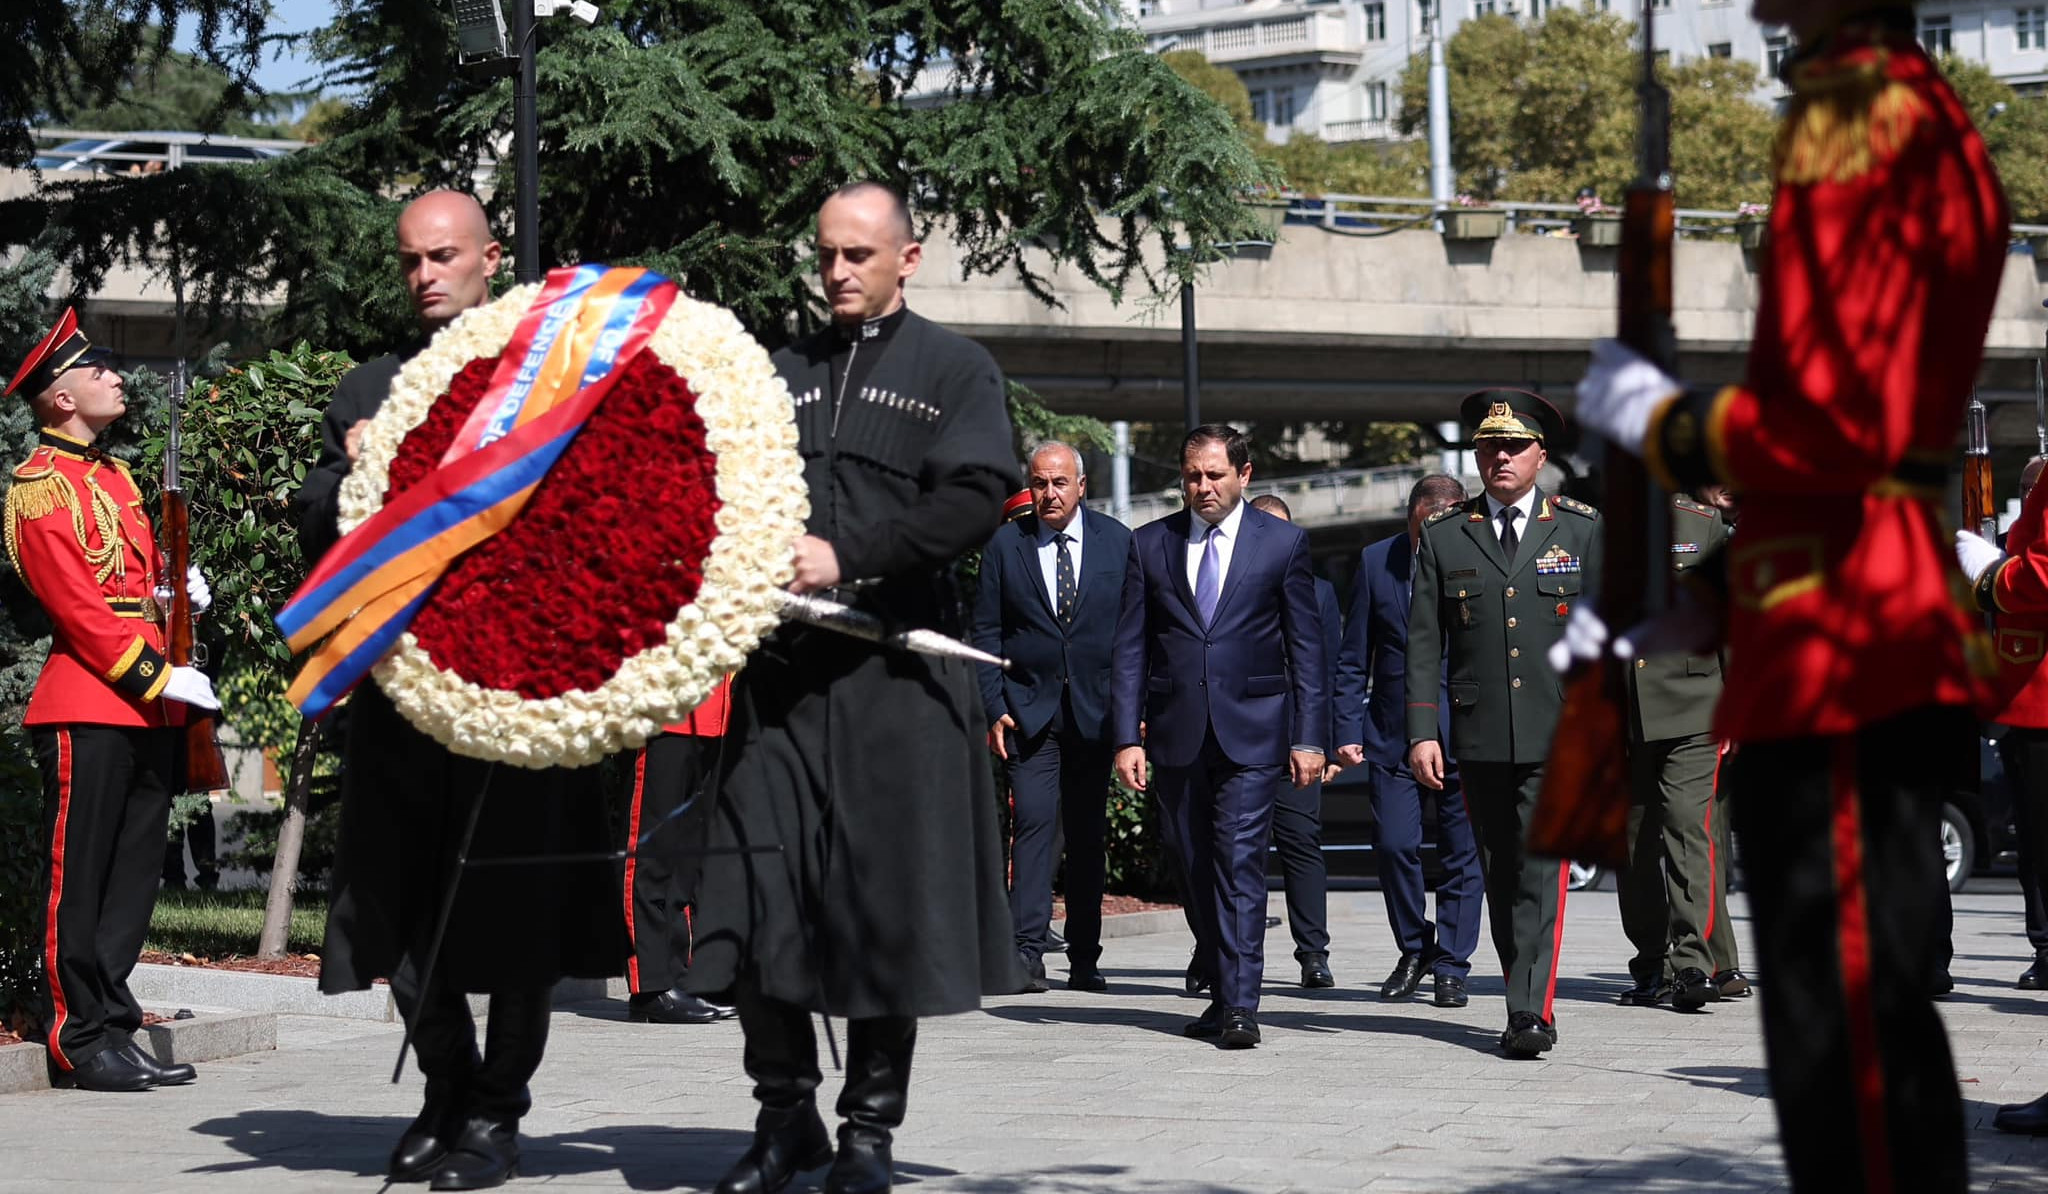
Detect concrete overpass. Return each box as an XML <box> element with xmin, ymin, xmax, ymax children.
<box><xmin>23</xmin><ymin>162</ymin><xmax>2048</xmax><ymax>447</ymax></box>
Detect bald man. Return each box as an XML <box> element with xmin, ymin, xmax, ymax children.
<box><xmin>292</xmin><ymin>191</ymin><xmax>627</xmax><ymax>1191</ymax></box>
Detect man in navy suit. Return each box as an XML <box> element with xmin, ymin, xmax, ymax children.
<box><xmin>1249</xmin><ymin>494</ymin><xmax>1343</xmax><ymax>989</ymax></box>
<box><xmin>973</xmin><ymin>443</ymin><xmax>1133</xmax><ymax>993</ymax></box>
<box><xmin>1112</xmin><ymin>425</ymin><xmax>1327</xmax><ymax>1049</ymax></box>
<box><xmin>1333</xmin><ymin>475</ymin><xmax>1485</xmax><ymax>1009</ymax></box>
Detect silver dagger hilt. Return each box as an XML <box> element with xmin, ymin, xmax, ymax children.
<box><xmin>776</xmin><ymin>590</ymin><xmax>1012</xmax><ymax>671</ymax></box>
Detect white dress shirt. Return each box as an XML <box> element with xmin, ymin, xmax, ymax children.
<box><xmin>1185</xmin><ymin>498</ymin><xmax>1247</xmax><ymax>596</ymax></box>
<box><xmin>1035</xmin><ymin>514</ymin><xmax>1085</xmax><ymax>608</ymax></box>
<box><xmin>1483</xmin><ymin>488</ymin><xmax>1540</xmax><ymax>547</ymax></box>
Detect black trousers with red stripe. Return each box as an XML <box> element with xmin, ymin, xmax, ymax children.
<box><xmin>1728</xmin><ymin>705</ymin><xmax>1970</xmax><ymax>1194</ymax></box>
<box><xmin>1460</xmin><ymin>761</ymin><xmax>1568</xmax><ymax>1025</ymax></box>
<box><xmin>30</xmin><ymin>725</ymin><xmax>175</xmax><ymax>1070</ymax></box>
<box><xmin>623</xmin><ymin>733</ymin><xmax>716</xmax><ymax>995</ymax></box>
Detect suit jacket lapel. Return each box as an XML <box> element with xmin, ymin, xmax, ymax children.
<box><xmin>1510</xmin><ymin>490</ymin><xmax>1562</xmax><ymax>581</ymax></box>
<box><xmin>1014</xmin><ymin>523</ymin><xmax>1057</xmax><ymax>622</ymax></box>
<box><xmin>1076</xmin><ymin>510</ymin><xmax>1121</xmax><ymax>624</ymax></box>
<box><xmin>1165</xmin><ymin>510</ymin><xmax>1200</xmax><ymax>621</ymax></box>
<box><xmin>1460</xmin><ymin>501</ymin><xmax>1512</xmax><ymax>577</ymax></box>
<box><xmin>1210</xmin><ymin>504</ymin><xmax>1262</xmax><ymax>626</ymax></box>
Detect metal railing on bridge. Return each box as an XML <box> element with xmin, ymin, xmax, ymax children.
<box><xmin>1094</xmin><ymin>465</ymin><xmax>1433</xmax><ymax>530</ymax></box>
<box><xmin>30</xmin><ymin>128</ymin><xmax>308</xmax><ymax>174</ymax></box>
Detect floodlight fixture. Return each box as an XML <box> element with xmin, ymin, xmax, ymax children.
<box><xmin>451</xmin><ymin>0</ymin><xmax>509</xmax><ymax>63</ymax></box>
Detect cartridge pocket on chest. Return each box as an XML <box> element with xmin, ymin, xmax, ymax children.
<box><xmin>1446</xmin><ymin>575</ymin><xmax>1484</xmax><ymax>629</ymax></box>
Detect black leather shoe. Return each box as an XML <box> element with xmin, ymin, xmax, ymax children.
<box><xmin>824</xmin><ymin>1127</ymin><xmax>893</xmax><ymax>1194</ymax></box>
<box><xmin>1618</xmin><ymin>975</ymin><xmax>1673</xmax><ymax>1007</ymax></box>
<box><xmin>715</xmin><ymin>1102</ymin><xmax>833</xmax><ymax>1194</ymax></box>
<box><xmin>119</xmin><ymin>1041</ymin><xmax>196</xmax><ymax>1086</ymax></box>
<box><xmin>1672</xmin><ymin>967</ymin><xmax>1717</xmax><ymax>1012</ymax></box>
<box><xmin>1713</xmin><ymin>969</ymin><xmax>1753</xmax><ymax>998</ymax></box>
<box><xmin>1184</xmin><ymin>960</ymin><xmax>1212</xmax><ymax>998</ymax></box>
<box><xmin>1219</xmin><ymin>1008</ymin><xmax>1261</xmax><ymax>1049</ymax></box>
<box><xmin>2018</xmin><ymin>955</ymin><xmax>2046</xmax><ymax>990</ymax></box>
<box><xmin>1016</xmin><ymin>952</ymin><xmax>1049</xmax><ymax>994</ymax></box>
<box><xmin>628</xmin><ymin>987</ymin><xmax>737</xmax><ymax>1024</ymax></box>
<box><xmin>64</xmin><ymin>1047</ymin><xmax>154</xmax><ymax>1092</ymax></box>
<box><xmin>1994</xmin><ymin>1092</ymin><xmax>2048</xmax><ymax>1135</ymax></box>
<box><xmin>1183</xmin><ymin>1004</ymin><xmax>1226</xmax><ymax>1039</ymax></box>
<box><xmin>391</xmin><ymin>1128</ymin><xmax>451</xmax><ymax>1184</ymax></box>
<box><xmin>1067</xmin><ymin>966</ymin><xmax>1107</xmax><ymax>992</ymax></box>
<box><xmin>1433</xmin><ymin>974</ymin><xmax>1468</xmax><ymax>1008</ymax></box>
<box><xmin>1044</xmin><ymin>928</ymin><xmax>1068</xmax><ymax>955</ymax></box>
<box><xmin>1500</xmin><ymin>1012</ymin><xmax>1554</xmax><ymax>1058</ymax></box>
<box><xmin>1300</xmin><ymin>955</ymin><xmax>1335</xmax><ymax>989</ymax></box>
<box><xmin>1930</xmin><ymin>970</ymin><xmax>1955</xmax><ymax>998</ymax></box>
<box><xmin>429</xmin><ymin>1118</ymin><xmax>518</xmax><ymax>1191</ymax></box>
<box><xmin>1379</xmin><ymin>954</ymin><xmax>1424</xmax><ymax>1001</ymax></box>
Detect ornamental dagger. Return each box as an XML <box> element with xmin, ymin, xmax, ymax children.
<box><xmin>777</xmin><ymin>590</ymin><xmax>1011</xmax><ymax>671</ymax></box>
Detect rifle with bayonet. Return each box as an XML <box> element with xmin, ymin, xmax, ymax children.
<box><xmin>163</xmin><ymin>350</ymin><xmax>230</xmax><ymax>793</ymax></box>
<box><xmin>1964</xmin><ymin>389</ymin><xmax>1996</xmax><ymax>542</ymax></box>
<box><xmin>1529</xmin><ymin>0</ymin><xmax>1674</xmax><ymax>870</ymax></box>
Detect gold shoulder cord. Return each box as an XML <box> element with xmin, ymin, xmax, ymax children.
<box><xmin>79</xmin><ymin>465</ymin><xmax>125</xmax><ymax>585</ymax></box>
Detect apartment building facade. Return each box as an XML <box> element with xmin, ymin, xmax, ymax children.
<box><xmin>1122</xmin><ymin>1</ymin><xmax>2048</xmax><ymax>144</ymax></box>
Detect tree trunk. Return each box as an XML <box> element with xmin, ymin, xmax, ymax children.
<box><xmin>257</xmin><ymin>718</ymin><xmax>324</xmax><ymax>958</ymax></box>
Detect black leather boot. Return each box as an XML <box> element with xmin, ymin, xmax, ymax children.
<box><xmin>826</xmin><ymin>1016</ymin><xmax>915</xmax><ymax>1194</ymax></box>
<box><xmin>429</xmin><ymin>1116</ymin><xmax>519</xmax><ymax>1191</ymax></box>
<box><xmin>717</xmin><ymin>983</ymin><xmax>829</xmax><ymax>1194</ymax></box>
<box><xmin>391</xmin><ymin>1077</ymin><xmax>473</xmax><ymax>1183</ymax></box>
<box><xmin>388</xmin><ymin>974</ymin><xmax>484</xmax><ymax>1184</ymax></box>
<box><xmin>118</xmin><ymin>1039</ymin><xmax>196</xmax><ymax>1086</ymax></box>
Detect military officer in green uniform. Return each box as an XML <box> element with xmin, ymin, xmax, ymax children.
<box><xmin>1406</xmin><ymin>388</ymin><xmax>1600</xmax><ymax>1058</ymax></box>
<box><xmin>1618</xmin><ymin>491</ymin><xmax>1732</xmax><ymax>1012</ymax></box>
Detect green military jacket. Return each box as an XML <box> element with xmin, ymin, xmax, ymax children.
<box><xmin>1406</xmin><ymin>488</ymin><xmax>1603</xmax><ymax>765</ymax></box>
<box><xmin>1626</xmin><ymin>493</ymin><xmax>1728</xmax><ymax>743</ymax></box>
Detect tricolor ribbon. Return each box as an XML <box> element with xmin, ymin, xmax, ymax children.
<box><xmin>278</xmin><ymin>265</ymin><xmax>681</xmax><ymax>717</ymax></box>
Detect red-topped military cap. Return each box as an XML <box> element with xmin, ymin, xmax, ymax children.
<box><xmin>1001</xmin><ymin>487</ymin><xmax>1034</xmax><ymax>523</ymax></box>
<box><xmin>7</xmin><ymin>308</ymin><xmax>111</xmax><ymax>399</ymax></box>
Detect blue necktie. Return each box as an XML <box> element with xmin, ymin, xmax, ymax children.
<box><xmin>1195</xmin><ymin>524</ymin><xmax>1222</xmax><ymax>626</ymax></box>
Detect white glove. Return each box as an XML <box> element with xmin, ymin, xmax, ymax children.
<box><xmin>186</xmin><ymin>564</ymin><xmax>211</xmax><ymax>615</ymax></box>
<box><xmin>1956</xmin><ymin>529</ymin><xmax>2003</xmax><ymax>584</ymax></box>
<box><xmin>1548</xmin><ymin>603</ymin><xmax>1611</xmax><ymax>674</ymax></box>
<box><xmin>1574</xmin><ymin>338</ymin><xmax>1682</xmax><ymax>458</ymax></box>
<box><xmin>163</xmin><ymin>666</ymin><xmax>220</xmax><ymax>711</ymax></box>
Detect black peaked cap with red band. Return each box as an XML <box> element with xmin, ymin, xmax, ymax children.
<box><xmin>7</xmin><ymin>308</ymin><xmax>111</xmax><ymax>399</ymax></box>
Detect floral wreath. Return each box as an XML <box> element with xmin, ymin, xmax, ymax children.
<box><xmin>334</xmin><ymin>281</ymin><xmax>807</xmax><ymax>768</ymax></box>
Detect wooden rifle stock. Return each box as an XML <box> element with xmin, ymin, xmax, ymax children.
<box><xmin>164</xmin><ymin>395</ymin><xmax>230</xmax><ymax>795</ymax></box>
<box><xmin>1963</xmin><ymin>394</ymin><xmax>1995</xmax><ymax>541</ymax></box>
<box><xmin>1529</xmin><ymin>4</ymin><xmax>1675</xmax><ymax>871</ymax></box>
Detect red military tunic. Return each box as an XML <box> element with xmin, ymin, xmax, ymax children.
<box><xmin>1974</xmin><ymin>479</ymin><xmax>2048</xmax><ymax>728</ymax></box>
<box><xmin>4</xmin><ymin>429</ymin><xmax>176</xmax><ymax>727</ymax></box>
<box><xmin>1645</xmin><ymin>26</ymin><xmax>2007</xmax><ymax>743</ymax></box>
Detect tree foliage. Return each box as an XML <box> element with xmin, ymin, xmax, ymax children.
<box><xmin>7</xmin><ymin>0</ymin><xmax>1271</xmax><ymax>358</ymax></box>
<box><xmin>5</xmin><ymin>1</ymin><xmax>272</xmax><ymax>166</ymax></box>
<box><xmin>43</xmin><ymin>29</ymin><xmax>300</xmax><ymax>138</ymax></box>
<box><xmin>1940</xmin><ymin>56</ymin><xmax>2048</xmax><ymax>224</ymax></box>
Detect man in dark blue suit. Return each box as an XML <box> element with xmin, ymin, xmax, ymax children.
<box><xmin>973</xmin><ymin>443</ymin><xmax>1132</xmax><ymax>993</ymax></box>
<box><xmin>1112</xmin><ymin>425</ymin><xmax>1327</xmax><ymax>1049</ymax></box>
<box><xmin>1249</xmin><ymin>494</ymin><xmax>1342</xmax><ymax>989</ymax></box>
<box><xmin>1333</xmin><ymin>475</ymin><xmax>1485</xmax><ymax>1009</ymax></box>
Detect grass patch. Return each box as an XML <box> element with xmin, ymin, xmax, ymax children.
<box><xmin>146</xmin><ymin>887</ymin><xmax>328</xmax><ymax>958</ymax></box>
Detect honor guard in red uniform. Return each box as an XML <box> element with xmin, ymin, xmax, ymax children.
<box><xmin>5</xmin><ymin>308</ymin><xmax>219</xmax><ymax>1092</ymax></box>
<box><xmin>1958</xmin><ymin>457</ymin><xmax>2048</xmax><ymax>1135</ymax></box>
<box><xmin>1570</xmin><ymin>4</ymin><xmax>2005</xmax><ymax>1189</ymax></box>
<box><xmin>620</xmin><ymin>677</ymin><xmax>738</xmax><ymax>1025</ymax></box>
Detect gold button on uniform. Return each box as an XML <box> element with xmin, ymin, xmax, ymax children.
<box><xmin>1636</xmin><ymin>659</ymin><xmax>1647</xmax><ymax>669</ymax></box>
<box><xmin>1505</xmin><ymin>586</ymin><xmax>1517</xmax><ymax>598</ymax></box>
<box><xmin>1507</xmin><ymin>617</ymin><xmax>1518</xmax><ymax>628</ymax></box>
<box><xmin>1512</xmin><ymin>677</ymin><xmax>1522</xmax><ymax>689</ymax></box>
<box><xmin>1510</xmin><ymin>648</ymin><xmax>1520</xmax><ymax>658</ymax></box>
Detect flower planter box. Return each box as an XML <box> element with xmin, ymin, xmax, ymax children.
<box><xmin>1737</xmin><ymin>220</ymin><xmax>1769</xmax><ymax>251</ymax></box>
<box><xmin>1240</xmin><ymin>199</ymin><xmax>1289</xmax><ymax>241</ymax></box>
<box><xmin>1442</xmin><ymin>207</ymin><xmax>1507</xmax><ymax>241</ymax></box>
<box><xmin>1573</xmin><ymin>215</ymin><xmax>1623</xmax><ymax>246</ymax></box>
<box><xmin>2028</xmin><ymin>233</ymin><xmax>2048</xmax><ymax>260</ymax></box>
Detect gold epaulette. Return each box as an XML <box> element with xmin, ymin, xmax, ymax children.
<box><xmin>4</xmin><ymin>472</ymin><xmax>75</xmax><ymax>578</ymax></box>
<box><xmin>1774</xmin><ymin>48</ymin><xmax>1929</xmax><ymax>186</ymax></box>
<box><xmin>1672</xmin><ymin>495</ymin><xmax>1716</xmax><ymax>517</ymax></box>
<box><xmin>1424</xmin><ymin>505</ymin><xmax>1462</xmax><ymax>527</ymax></box>
<box><xmin>1553</xmin><ymin>495</ymin><xmax>1599</xmax><ymax>518</ymax></box>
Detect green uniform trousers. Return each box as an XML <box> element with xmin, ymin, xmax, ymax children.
<box><xmin>1621</xmin><ymin>733</ymin><xmax>1723</xmax><ymax>980</ymax></box>
<box><xmin>1462</xmin><ymin>761</ymin><xmax>1569</xmax><ymax>1024</ymax></box>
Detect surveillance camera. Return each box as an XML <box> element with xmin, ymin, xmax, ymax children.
<box><xmin>568</xmin><ymin>0</ymin><xmax>599</xmax><ymax>22</ymax></box>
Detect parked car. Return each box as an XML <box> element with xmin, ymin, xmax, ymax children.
<box><xmin>32</xmin><ymin>134</ymin><xmax>294</xmax><ymax>173</ymax></box>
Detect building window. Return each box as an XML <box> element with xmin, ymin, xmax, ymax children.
<box><xmin>1367</xmin><ymin>81</ymin><xmax>1390</xmax><ymax>121</ymax></box>
<box><xmin>1364</xmin><ymin>2</ymin><xmax>1386</xmax><ymax>40</ymax></box>
<box><xmin>2023</xmin><ymin>8</ymin><xmax>2048</xmax><ymax>51</ymax></box>
<box><xmin>1274</xmin><ymin>89</ymin><xmax>1296</xmax><ymax>126</ymax></box>
<box><xmin>1707</xmin><ymin>42</ymin><xmax>1732</xmax><ymax>57</ymax></box>
<box><xmin>1474</xmin><ymin>0</ymin><xmax>1496</xmax><ymax>12</ymax></box>
<box><xmin>1765</xmin><ymin>35</ymin><xmax>1791</xmax><ymax>78</ymax></box>
<box><xmin>1250</xmin><ymin>90</ymin><xmax>1270</xmax><ymax>125</ymax></box>
<box><xmin>1921</xmin><ymin>14</ymin><xmax>1952</xmax><ymax>56</ymax></box>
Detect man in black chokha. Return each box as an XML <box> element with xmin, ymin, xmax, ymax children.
<box><xmin>683</xmin><ymin>181</ymin><xmax>1022</xmax><ymax>1194</ymax></box>
<box><xmin>1405</xmin><ymin>389</ymin><xmax>1601</xmax><ymax>1059</ymax></box>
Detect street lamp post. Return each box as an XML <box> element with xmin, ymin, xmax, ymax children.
<box><xmin>1176</xmin><ymin>239</ymin><xmax>1274</xmax><ymax>435</ymax></box>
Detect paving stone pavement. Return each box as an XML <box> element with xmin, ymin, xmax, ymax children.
<box><xmin>5</xmin><ymin>888</ymin><xmax>2048</xmax><ymax>1192</ymax></box>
